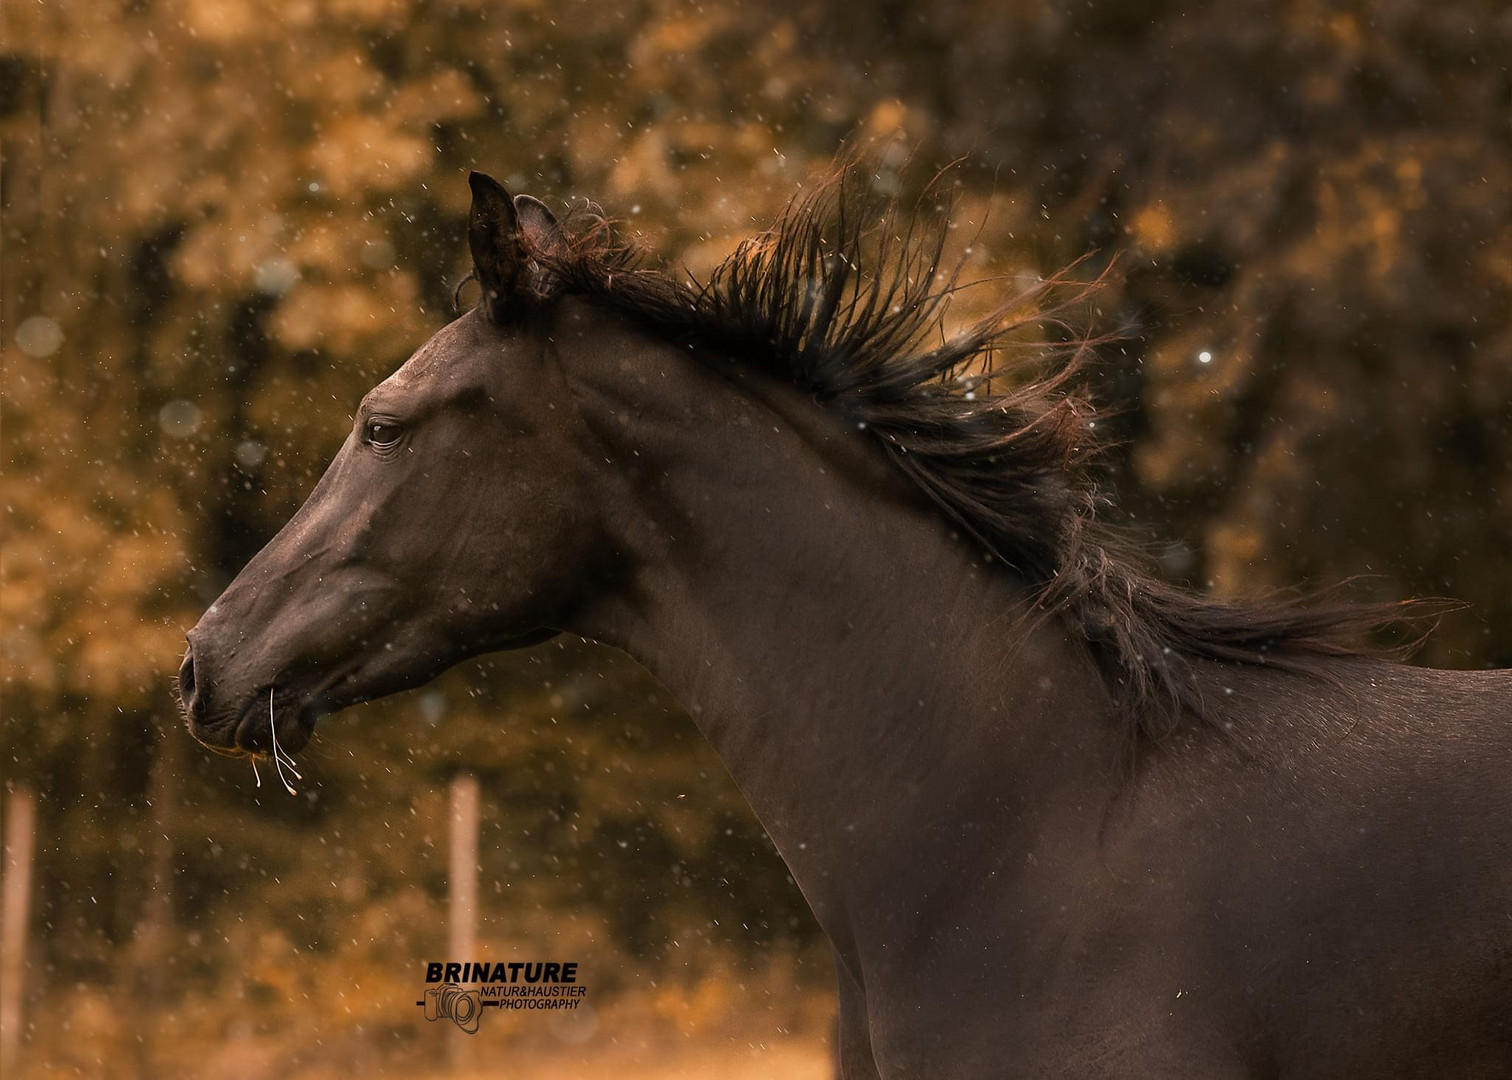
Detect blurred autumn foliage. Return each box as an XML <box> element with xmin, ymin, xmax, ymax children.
<box><xmin>1</xmin><ymin>0</ymin><xmax>1509</xmax><ymax>1076</ymax></box>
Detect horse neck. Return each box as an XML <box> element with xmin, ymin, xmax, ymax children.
<box><xmin>553</xmin><ymin>300</ymin><xmax>1124</xmax><ymax>947</ymax></box>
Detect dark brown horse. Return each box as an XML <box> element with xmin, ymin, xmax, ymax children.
<box><xmin>179</xmin><ymin>167</ymin><xmax>1512</xmax><ymax>1078</ymax></box>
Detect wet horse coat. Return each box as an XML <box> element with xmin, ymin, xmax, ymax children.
<box><xmin>180</xmin><ymin>169</ymin><xmax>1512</xmax><ymax>1077</ymax></box>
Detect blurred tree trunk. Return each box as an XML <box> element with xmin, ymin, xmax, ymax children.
<box><xmin>1</xmin><ymin>784</ymin><xmax>38</xmax><ymax>1075</ymax></box>
<box><xmin>124</xmin><ymin>717</ymin><xmax>186</xmax><ymax>1078</ymax></box>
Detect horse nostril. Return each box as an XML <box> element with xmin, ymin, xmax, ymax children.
<box><xmin>178</xmin><ymin>647</ymin><xmax>201</xmax><ymax>720</ymax></box>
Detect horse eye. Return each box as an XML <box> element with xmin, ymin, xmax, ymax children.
<box><xmin>366</xmin><ymin>420</ymin><xmax>403</xmax><ymax>447</ymax></box>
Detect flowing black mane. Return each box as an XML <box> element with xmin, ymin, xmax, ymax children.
<box><xmin>525</xmin><ymin>164</ymin><xmax>1433</xmax><ymax>740</ymax></box>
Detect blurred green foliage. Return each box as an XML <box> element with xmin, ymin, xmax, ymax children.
<box><xmin>1</xmin><ymin>0</ymin><xmax>1508</xmax><ymax>1076</ymax></box>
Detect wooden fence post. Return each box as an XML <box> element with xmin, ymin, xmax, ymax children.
<box><xmin>1</xmin><ymin>784</ymin><xmax>38</xmax><ymax>1075</ymax></box>
<box><xmin>449</xmin><ymin>772</ymin><xmax>479</xmax><ymax>1069</ymax></box>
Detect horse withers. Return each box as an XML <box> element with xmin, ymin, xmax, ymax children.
<box><xmin>179</xmin><ymin>167</ymin><xmax>1512</xmax><ymax>1078</ymax></box>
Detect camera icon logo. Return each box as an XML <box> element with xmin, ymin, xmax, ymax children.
<box><xmin>423</xmin><ymin>982</ymin><xmax>483</xmax><ymax>1034</ymax></box>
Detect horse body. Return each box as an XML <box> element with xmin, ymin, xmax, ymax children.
<box><xmin>554</xmin><ymin>299</ymin><xmax>1512</xmax><ymax>1077</ymax></box>
<box><xmin>179</xmin><ymin>170</ymin><xmax>1512</xmax><ymax>1077</ymax></box>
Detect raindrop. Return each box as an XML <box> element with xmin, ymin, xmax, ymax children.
<box><xmin>15</xmin><ymin>315</ymin><xmax>63</xmax><ymax>357</ymax></box>
<box><xmin>419</xmin><ymin>690</ymin><xmax>446</xmax><ymax>724</ymax></box>
<box><xmin>158</xmin><ymin>400</ymin><xmax>202</xmax><ymax>437</ymax></box>
<box><xmin>234</xmin><ymin>439</ymin><xmax>268</xmax><ymax>470</ymax></box>
<box><xmin>254</xmin><ymin>256</ymin><xmax>300</xmax><ymax>296</ymax></box>
<box><xmin>360</xmin><ymin>239</ymin><xmax>397</xmax><ymax>270</ymax></box>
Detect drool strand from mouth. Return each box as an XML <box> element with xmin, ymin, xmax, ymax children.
<box><xmin>269</xmin><ymin>686</ymin><xmax>303</xmax><ymax>796</ymax></box>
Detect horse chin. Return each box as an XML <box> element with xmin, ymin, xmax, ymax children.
<box><xmin>222</xmin><ymin>692</ymin><xmax>320</xmax><ymax>758</ymax></box>
<box><xmin>195</xmin><ymin>627</ymin><xmax>562</xmax><ymax>761</ymax></box>
<box><xmin>496</xmin><ymin>626</ymin><xmax>562</xmax><ymax>651</ymax></box>
<box><xmin>192</xmin><ymin>733</ymin><xmax>252</xmax><ymax>759</ymax></box>
<box><xmin>318</xmin><ymin>626</ymin><xmax>563</xmax><ymax>712</ymax></box>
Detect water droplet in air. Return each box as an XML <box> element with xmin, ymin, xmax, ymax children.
<box><xmin>158</xmin><ymin>400</ymin><xmax>202</xmax><ymax>437</ymax></box>
<box><xmin>234</xmin><ymin>439</ymin><xmax>268</xmax><ymax>469</ymax></box>
<box><xmin>16</xmin><ymin>315</ymin><xmax>63</xmax><ymax>357</ymax></box>
<box><xmin>254</xmin><ymin>256</ymin><xmax>300</xmax><ymax>296</ymax></box>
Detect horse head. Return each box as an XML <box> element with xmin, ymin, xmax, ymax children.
<box><xmin>179</xmin><ymin>173</ymin><xmax>613</xmax><ymax>760</ymax></box>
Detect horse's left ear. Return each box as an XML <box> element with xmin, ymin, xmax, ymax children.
<box><xmin>513</xmin><ymin>194</ymin><xmax>565</xmax><ymax>262</ymax></box>
<box><xmin>467</xmin><ymin>171</ymin><xmax>565</xmax><ymax>319</ymax></box>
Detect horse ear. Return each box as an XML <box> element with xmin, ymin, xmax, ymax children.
<box><xmin>513</xmin><ymin>194</ymin><xmax>565</xmax><ymax>260</ymax></box>
<box><xmin>468</xmin><ymin>171</ymin><xmax>523</xmax><ymax>316</ymax></box>
<box><xmin>466</xmin><ymin>174</ymin><xmax>567</xmax><ymax>317</ymax></box>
